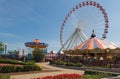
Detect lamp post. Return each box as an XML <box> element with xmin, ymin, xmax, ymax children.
<box><xmin>4</xmin><ymin>43</ymin><xmax>7</xmax><ymax>55</ymax></box>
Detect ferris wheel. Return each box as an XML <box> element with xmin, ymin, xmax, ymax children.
<box><xmin>60</xmin><ymin>1</ymin><xmax>109</xmax><ymax>50</ymax></box>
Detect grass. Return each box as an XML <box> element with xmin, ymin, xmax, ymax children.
<box><xmin>0</xmin><ymin>74</ymin><xmax>10</xmax><ymax>79</ymax></box>
<box><xmin>82</xmin><ymin>74</ymin><xmax>112</xmax><ymax>79</ymax></box>
<box><xmin>81</xmin><ymin>70</ymin><xmax>118</xmax><ymax>79</ymax></box>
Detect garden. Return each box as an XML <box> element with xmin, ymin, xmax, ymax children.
<box><xmin>30</xmin><ymin>74</ymin><xmax>82</xmax><ymax>79</ymax></box>
<box><xmin>0</xmin><ymin>58</ymin><xmax>41</xmax><ymax>73</ymax></box>
<box><xmin>30</xmin><ymin>70</ymin><xmax>118</xmax><ymax>79</ymax></box>
<box><xmin>49</xmin><ymin>60</ymin><xmax>83</xmax><ymax>67</ymax></box>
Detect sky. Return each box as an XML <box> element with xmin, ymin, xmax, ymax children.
<box><xmin>0</xmin><ymin>0</ymin><xmax>120</xmax><ymax>54</ymax></box>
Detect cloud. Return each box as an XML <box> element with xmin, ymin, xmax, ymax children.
<box><xmin>0</xmin><ymin>32</ymin><xmax>17</xmax><ymax>37</ymax></box>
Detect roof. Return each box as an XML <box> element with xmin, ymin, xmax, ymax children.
<box><xmin>75</xmin><ymin>37</ymin><xmax>118</xmax><ymax>50</ymax></box>
<box><xmin>25</xmin><ymin>39</ymin><xmax>48</xmax><ymax>48</ymax></box>
<box><xmin>33</xmin><ymin>39</ymin><xmax>41</xmax><ymax>43</ymax></box>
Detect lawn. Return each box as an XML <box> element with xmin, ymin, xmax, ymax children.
<box><xmin>82</xmin><ymin>70</ymin><xmax>118</xmax><ymax>79</ymax></box>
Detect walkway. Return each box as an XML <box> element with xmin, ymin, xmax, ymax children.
<box><xmin>10</xmin><ymin>62</ymin><xmax>84</xmax><ymax>79</ymax></box>
<box><xmin>51</xmin><ymin>64</ymin><xmax>120</xmax><ymax>74</ymax></box>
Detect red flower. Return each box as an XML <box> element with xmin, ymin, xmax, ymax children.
<box><xmin>30</xmin><ymin>73</ymin><xmax>83</xmax><ymax>79</ymax></box>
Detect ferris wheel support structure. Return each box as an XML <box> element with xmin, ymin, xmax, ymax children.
<box><xmin>60</xmin><ymin>1</ymin><xmax>109</xmax><ymax>51</ymax></box>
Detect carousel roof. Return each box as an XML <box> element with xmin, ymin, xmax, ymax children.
<box><xmin>75</xmin><ymin>31</ymin><xmax>118</xmax><ymax>50</ymax></box>
<box><xmin>25</xmin><ymin>39</ymin><xmax>48</xmax><ymax>48</ymax></box>
<box><xmin>33</xmin><ymin>39</ymin><xmax>41</xmax><ymax>43</ymax></box>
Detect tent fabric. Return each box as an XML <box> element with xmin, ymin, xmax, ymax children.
<box><xmin>75</xmin><ymin>37</ymin><xmax>118</xmax><ymax>50</ymax></box>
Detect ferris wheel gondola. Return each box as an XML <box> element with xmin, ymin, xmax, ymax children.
<box><xmin>60</xmin><ymin>1</ymin><xmax>109</xmax><ymax>51</ymax></box>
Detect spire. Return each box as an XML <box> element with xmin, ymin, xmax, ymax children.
<box><xmin>91</xmin><ymin>29</ymin><xmax>96</xmax><ymax>38</ymax></box>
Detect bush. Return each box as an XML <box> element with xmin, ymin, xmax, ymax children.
<box><xmin>0</xmin><ymin>59</ymin><xmax>24</xmax><ymax>65</ymax></box>
<box><xmin>0</xmin><ymin>65</ymin><xmax>41</xmax><ymax>73</ymax></box>
<box><xmin>76</xmin><ymin>63</ymin><xmax>82</xmax><ymax>67</ymax></box>
<box><xmin>56</xmin><ymin>60</ymin><xmax>65</xmax><ymax>65</ymax></box>
<box><xmin>0</xmin><ymin>58</ymin><xmax>42</xmax><ymax>73</ymax></box>
<box><xmin>0</xmin><ymin>59</ymin><xmax>36</xmax><ymax>66</ymax></box>
<box><xmin>32</xmin><ymin>48</ymin><xmax>44</xmax><ymax>62</ymax></box>
<box><xmin>23</xmin><ymin>65</ymin><xmax>42</xmax><ymax>71</ymax></box>
<box><xmin>15</xmin><ymin>66</ymin><xmax>23</xmax><ymax>72</ymax></box>
<box><xmin>24</xmin><ymin>60</ymin><xmax>35</xmax><ymax>65</ymax></box>
<box><xmin>65</xmin><ymin>62</ymin><xmax>75</xmax><ymax>66</ymax></box>
<box><xmin>0</xmin><ymin>66</ymin><xmax>15</xmax><ymax>73</ymax></box>
<box><xmin>21</xmin><ymin>56</ymin><xmax>28</xmax><ymax>62</ymax></box>
<box><xmin>50</xmin><ymin>60</ymin><xmax>83</xmax><ymax>67</ymax></box>
<box><xmin>49</xmin><ymin>60</ymin><xmax>56</xmax><ymax>64</ymax></box>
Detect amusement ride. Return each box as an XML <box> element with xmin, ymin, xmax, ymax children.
<box><xmin>60</xmin><ymin>1</ymin><xmax>109</xmax><ymax>51</ymax></box>
<box><xmin>58</xmin><ymin>1</ymin><xmax>120</xmax><ymax>67</ymax></box>
<box><xmin>25</xmin><ymin>39</ymin><xmax>48</xmax><ymax>55</ymax></box>
<box><xmin>25</xmin><ymin>39</ymin><xmax>48</xmax><ymax>49</ymax></box>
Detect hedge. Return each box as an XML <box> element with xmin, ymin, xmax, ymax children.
<box><xmin>0</xmin><ymin>59</ymin><xmax>41</xmax><ymax>73</ymax></box>
<box><xmin>0</xmin><ymin>59</ymin><xmax>35</xmax><ymax>65</ymax></box>
<box><xmin>0</xmin><ymin>65</ymin><xmax>41</xmax><ymax>73</ymax></box>
<box><xmin>50</xmin><ymin>60</ymin><xmax>82</xmax><ymax>67</ymax></box>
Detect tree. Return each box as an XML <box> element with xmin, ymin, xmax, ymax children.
<box><xmin>32</xmin><ymin>48</ymin><xmax>44</xmax><ymax>62</ymax></box>
<box><xmin>0</xmin><ymin>42</ymin><xmax>4</xmax><ymax>54</ymax></box>
<box><xmin>7</xmin><ymin>50</ymin><xmax>19</xmax><ymax>59</ymax></box>
<box><xmin>14</xmin><ymin>50</ymin><xmax>19</xmax><ymax>59</ymax></box>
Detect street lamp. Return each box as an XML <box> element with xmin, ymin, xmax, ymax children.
<box><xmin>4</xmin><ymin>43</ymin><xmax>7</xmax><ymax>54</ymax></box>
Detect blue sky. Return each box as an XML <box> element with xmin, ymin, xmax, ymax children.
<box><xmin>0</xmin><ymin>0</ymin><xmax>120</xmax><ymax>54</ymax></box>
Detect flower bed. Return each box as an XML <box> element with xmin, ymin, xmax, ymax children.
<box><xmin>0</xmin><ymin>63</ymin><xmax>23</xmax><ymax>67</ymax></box>
<box><xmin>0</xmin><ymin>59</ymin><xmax>42</xmax><ymax>73</ymax></box>
<box><xmin>30</xmin><ymin>74</ymin><xmax>83</xmax><ymax>79</ymax></box>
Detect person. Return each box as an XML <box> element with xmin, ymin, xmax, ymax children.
<box><xmin>100</xmin><ymin>56</ymin><xmax>104</xmax><ymax>66</ymax></box>
<box><xmin>100</xmin><ymin>56</ymin><xmax>103</xmax><ymax>61</ymax></box>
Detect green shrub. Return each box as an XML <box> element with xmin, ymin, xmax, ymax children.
<box><xmin>23</xmin><ymin>65</ymin><xmax>32</xmax><ymax>71</ymax></box>
<box><xmin>50</xmin><ymin>60</ymin><xmax>83</xmax><ymax>67</ymax></box>
<box><xmin>0</xmin><ymin>59</ymin><xmax>36</xmax><ymax>66</ymax></box>
<box><xmin>75</xmin><ymin>63</ymin><xmax>82</xmax><ymax>67</ymax></box>
<box><xmin>0</xmin><ymin>65</ymin><xmax>41</xmax><ymax>73</ymax></box>
<box><xmin>49</xmin><ymin>60</ymin><xmax>56</xmax><ymax>64</ymax></box>
<box><xmin>0</xmin><ymin>58</ymin><xmax>41</xmax><ymax>73</ymax></box>
<box><xmin>32</xmin><ymin>48</ymin><xmax>44</xmax><ymax>62</ymax></box>
<box><xmin>85</xmin><ymin>70</ymin><xmax>99</xmax><ymax>75</ymax></box>
<box><xmin>65</xmin><ymin>62</ymin><xmax>75</xmax><ymax>66</ymax></box>
<box><xmin>35</xmin><ymin>65</ymin><xmax>42</xmax><ymax>71</ymax></box>
<box><xmin>15</xmin><ymin>66</ymin><xmax>23</xmax><ymax>72</ymax></box>
<box><xmin>24</xmin><ymin>60</ymin><xmax>35</xmax><ymax>65</ymax></box>
<box><xmin>0</xmin><ymin>66</ymin><xmax>15</xmax><ymax>73</ymax></box>
<box><xmin>23</xmin><ymin>65</ymin><xmax>41</xmax><ymax>72</ymax></box>
<box><xmin>56</xmin><ymin>60</ymin><xmax>65</xmax><ymax>65</ymax></box>
<box><xmin>0</xmin><ymin>59</ymin><xmax>25</xmax><ymax>65</ymax></box>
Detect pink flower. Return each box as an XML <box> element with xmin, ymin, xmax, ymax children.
<box><xmin>0</xmin><ymin>63</ymin><xmax>23</xmax><ymax>67</ymax></box>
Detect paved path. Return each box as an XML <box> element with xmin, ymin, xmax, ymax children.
<box><xmin>50</xmin><ymin>65</ymin><xmax>120</xmax><ymax>79</ymax></box>
<box><xmin>51</xmin><ymin>64</ymin><xmax>120</xmax><ymax>74</ymax></box>
<box><xmin>10</xmin><ymin>62</ymin><xmax>84</xmax><ymax>79</ymax></box>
